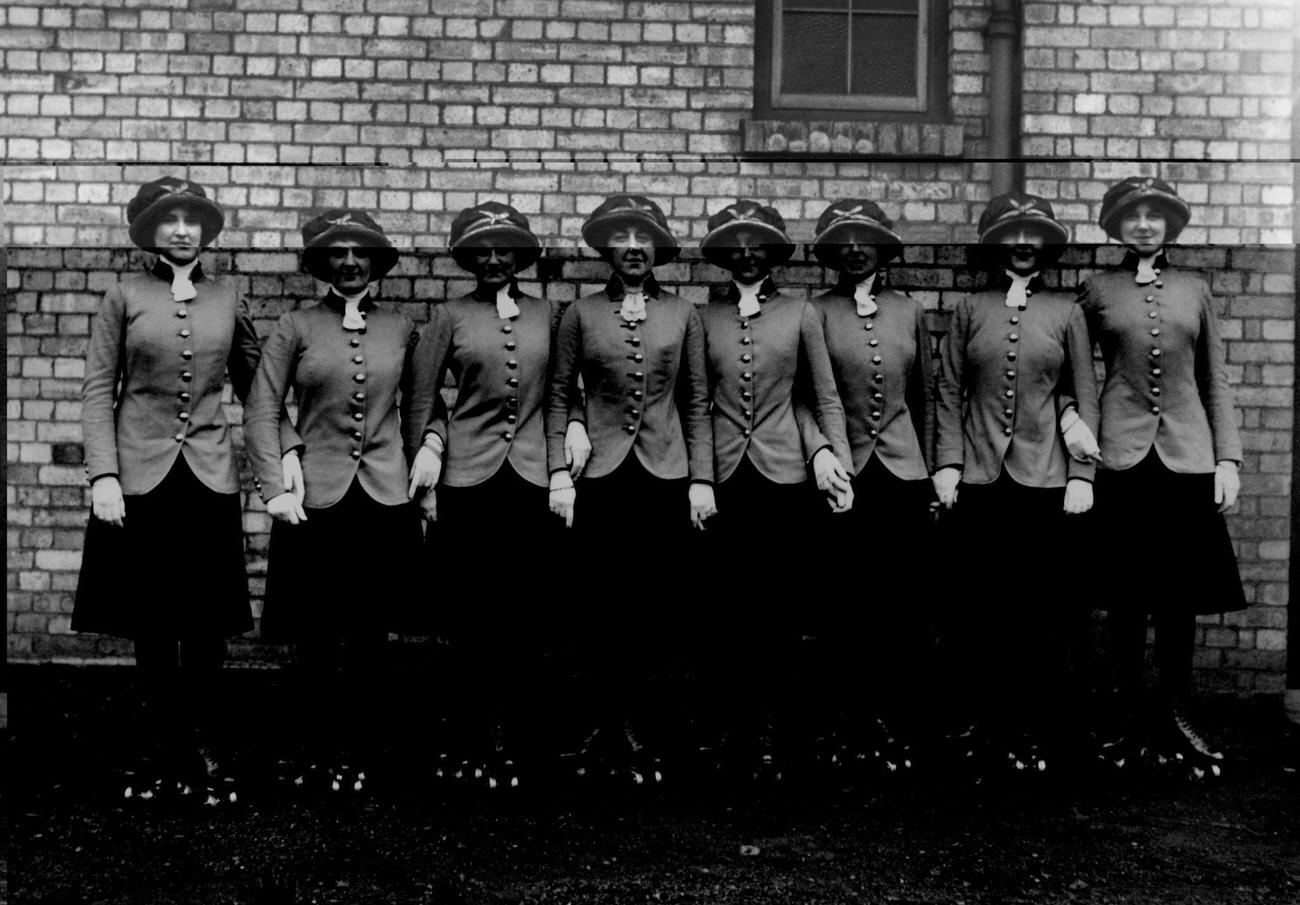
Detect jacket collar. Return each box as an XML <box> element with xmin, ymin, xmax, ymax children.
<box><xmin>992</xmin><ymin>271</ymin><xmax>1047</xmax><ymax>293</ymax></box>
<box><xmin>150</xmin><ymin>257</ymin><xmax>205</xmax><ymax>284</ymax></box>
<box><xmin>1120</xmin><ymin>249</ymin><xmax>1169</xmax><ymax>272</ymax></box>
<box><xmin>711</xmin><ymin>276</ymin><xmax>781</xmax><ymax>306</ymax></box>
<box><xmin>604</xmin><ymin>273</ymin><xmax>661</xmax><ymax>302</ymax></box>
<box><xmin>830</xmin><ymin>272</ymin><xmax>883</xmax><ymax>298</ymax></box>
<box><xmin>470</xmin><ymin>279</ymin><xmax>524</xmax><ymax>303</ymax></box>
<box><xmin>320</xmin><ymin>287</ymin><xmax>377</xmax><ymax>314</ymax></box>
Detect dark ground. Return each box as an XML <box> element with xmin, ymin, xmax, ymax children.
<box><xmin>8</xmin><ymin>663</ymin><xmax>1300</xmax><ymax>905</ymax></box>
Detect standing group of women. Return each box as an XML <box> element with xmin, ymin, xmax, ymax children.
<box><xmin>73</xmin><ymin>174</ymin><xmax>1246</xmax><ymax>803</ymax></box>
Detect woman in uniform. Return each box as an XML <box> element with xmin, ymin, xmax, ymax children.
<box><xmin>695</xmin><ymin>199</ymin><xmax>854</xmax><ymax>782</ymax></box>
<box><xmin>805</xmin><ymin>198</ymin><xmax>935</xmax><ymax>776</ymax></box>
<box><xmin>546</xmin><ymin>194</ymin><xmax>715</xmax><ymax>783</ymax></box>
<box><xmin>75</xmin><ymin>175</ymin><xmax>286</xmax><ymax>804</ymax></box>
<box><xmin>405</xmin><ymin>201</ymin><xmax>558</xmax><ymax>790</ymax></box>
<box><xmin>244</xmin><ymin>208</ymin><xmax>421</xmax><ymax>794</ymax></box>
<box><xmin>1081</xmin><ymin>176</ymin><xmax>1245</xmax><ymax>778</ymax></box>
<box><xmin>933</xmin><ymin>191</ymin><xmax>1100</xmax><ymax>777</ymax></box>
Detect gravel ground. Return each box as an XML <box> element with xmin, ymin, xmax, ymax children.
<box><xmin>9</xmin><ymin>665</ymin><xmax>1300</xmax><ymax>905</ymax></box>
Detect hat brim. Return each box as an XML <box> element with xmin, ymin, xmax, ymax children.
<box><xmin>582</xmin><ymin>211</ymin><xmax>679</xmax><ymax>266</ymax></box>
<box><xmin>810</xmin><ymin>221</ymin><xmax>904</xmax><ymax>268</ymax></box>
<box><xmin>1099</xmin><ymin>191</ymin><xmax>1191</xmax><ymax>241</ymax></box>
<box><xmin>699</xmin><ymin>221</ymin><xmax>796</xmax><ymax>268</ymax></box>
<box><xmin>127</xmin><ymin>195</ymin><xmax>225</xmax><ymax>249</ymax></box>
<box><xmin>978</xmin><ymin>215</ymin><xmax>1070</xmax><ymax>249</ymax></box>
<box><xmin>303</xmin><ymin>226</ymin><xmax>399</xmax><ymax>280</ymax></box>
<box><xmin>450</xmin><ymin>225</ymin><xmax>542</xmax><ymax>274</ymax></box>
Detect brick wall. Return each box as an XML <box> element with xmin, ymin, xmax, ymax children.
<box><xmin>6</xmin><ymin>243</ymin><xmax>1294</xmax><ymax>695</ymax></box>
<box><xmin>1</xmin><ymin>0</ymin><xmax>1295</xmax><ymax>692</ymax></box>
<box><xmin>1021</xmin><ymin>0</ymin><xmax>1293</xmax><ymax>245</ymax></box>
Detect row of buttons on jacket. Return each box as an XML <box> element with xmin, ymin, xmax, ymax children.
<box><xmin>1145</xmin><ymin>272</ymin><xmax>1165</xmax><ymax>416</ymax></box>
<box><xmin>173</xmin><ymin>305</ymin><xmax>192</xmax><ymax>442</ymax></box>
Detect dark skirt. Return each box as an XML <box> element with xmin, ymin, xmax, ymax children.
<box><xmin>73</xmin><ymin>457</ymin><xmax>252</xmax><ymax>641</ymax></box>
<box><xmin>422</xmin><ymin>463</ymin><xmax>560</xmax><ymax>634</ymax></box>
<box><xmin>700</xmin><ymin>455</ymin><xmax>825</xmax><ymax>632</ymax></box>
<box><xmin>814</xmin><ymin>455</ymin><xmax>934</xmax><ymax>631</ymax></box>
<box><xmin>261</xmin><ymin>480</ymin><xmax>423</xmax><ymax>642</ymax></box>
<box><xmin>571</xmin><ymin>454</ymin><xmax>690</xmax><ymax>632</ymax></box>
<box><xmin>1094</xmin><ymin>451</ymin><xmax>1246</xmax><ymax>615</ymax></box>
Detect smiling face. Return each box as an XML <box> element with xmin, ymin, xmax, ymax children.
<box><xmin>720</xmin><ymin>229</ymin><xmax>772</xmax><ymax>284</ymax></box>
<box><xmin>151</xmin><ymin>206</ymin><xmax>204</xmax><ymax>265</ymax></box>
<box><xmin>832</xmin><ymin>225</ymin><xmax>881</xmax><ymax>281</ymax></box>
<box><xmin>606</xmin><ymin>225</ymin><xmax>657</xmax><ymax>285</ymax></box>
<box><xmin>324</xmin><ymin>240</ymin><xmax>373</xmax><ymax>294</ymax></box>
<box><xmin>469</xmin><ymin>239</ymin><xmax>518</xmax><ymax>290</ymax></box>
<box><xmin>1118</xmin><ymin>202</ymin><xmax>1168</xmax><ymax>256</ymax></box>
<box><xmin>999</xmin><ymin>226</ymin><xmax>1048</xmax><ymax>277</ymax></box>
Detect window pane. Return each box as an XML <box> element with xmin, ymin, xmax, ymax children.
<box><xmin>849</xmin><ymin>13</ymin><xmax>917</xmax><ymax>96</ymax></box>
<box><xmin>852</xmin><ymin>0</ymin><xmax>916</xmax><ymax>11</ymax></box>
<box><xmin>781</xmin><ymin>12</ymin><xmax>848</xmax><ymax>95</ymax></box>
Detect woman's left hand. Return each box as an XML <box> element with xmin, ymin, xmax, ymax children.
<box><xmin>812</xmin><ymin>448</ymin><xmax>852</xmax><ymax>496</ymax></box>
<box><xmin>1214</xmin><ymin>460</ymin><xmax>1240</xmax><ymax>513</ymax></box>
<box><xmin>407</xmin><ymin>446</ymin><xmax>442</xmax><ymax>499</ymax></box>
<box><xmin>828</xmin><ymin>484</ymin><xmax>853</xmax><ymax>514</ymax></box>
<box><xmin>281</xmin><ymin>450</ymin><xmax>305</xmax><ymax>505</ymax></box>
<box><xmin>1063</xmin><ymin>478</ymin><xmax>1093</xmax><ymax>515</ymax></box>
<box><xmin>688</xmin><ymin>482</ymin><xmax>717</xmax><ymax>530</ymax></box>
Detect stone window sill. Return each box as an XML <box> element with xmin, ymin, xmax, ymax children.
<box><xmin>742</xmin><ymin>119</ymin><xmax>965</xmax><ymax>159</ymax></box>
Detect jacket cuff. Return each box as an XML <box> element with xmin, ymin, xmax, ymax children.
<box><xmin>806</xmin><ymin>443</ymin><xmax>832</xmax><ymax>465</ymax></box>
<box><xmin>88</xmin><ymin>471</ymin><xmax>119</xmax><ymax>486</ymax></box>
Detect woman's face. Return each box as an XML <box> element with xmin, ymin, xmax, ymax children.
<box><xmin>1000</xmin><ymin>226</ymin><xmax>1047</xmax><ymax>277</ymax></box>
<box><xmin>607</xmin><ymin>225</ymin><xmax>657</xmax><ymax>284</ymax></box>
<box><xmin>721</xmin><ymin>229</ymin><xmax>772</xmax><ymax>284</ymax></box>
<box><xmin>833</xmin><ymin>226</ymin><xmax>880</xmax><ymax>281</ymax></box>
<box><xmin>470</xmin><ymin>240</ymin><xmax>517</xmax><ymax>289</ymax></box>
<box><xmin>152</xmin><ymin>206</ymin><xmax>203</xmax><ymax>265</ymax></box>
<box><xmin>325</xmin><ymin>240</ymin><xmax>373</xmax><ymax>294</ymax></box>
<box><xmin>1118</xmin><ymin>202</ymin><xmax>1167</xmax><ymax>255</ymax></box>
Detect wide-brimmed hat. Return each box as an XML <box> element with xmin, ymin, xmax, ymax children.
<box><xmin>581</xmin><ymin>195</ymin><xmax>679</xmax><ymax>266</ymax></box>
<box><xmin>301</xmin><ymin>208</ymin><xmax>399</xmax><ymax>281</ymax></box>
<box><xmin>810</xmin><ymin>199</ymin><xmax>904</xmax><ymax>268</ymax></box>
<box><xmin>1098</xmin><ymin>176</ymin><xmax>1191</xmax><ymax>242</ymax></box>
<box><xmin>448</xmin><ymin>201</ymin><xmax>542</xmax><ymax>274</ymax></box>
<box><xmin>700</xmin><ymin>200</ymin><xmax>797</xmax><ymax>268</ymax></box>
<box><xmin>126</xmin><ymin>176</ymin><xmax>225</xmax><ymax>250</ymax></box>
<box><xmin>977</xmin><ymin>191</ymin><xmax>1070</xmax><ymax>248</ymax></box>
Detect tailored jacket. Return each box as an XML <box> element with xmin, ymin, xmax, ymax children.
<box><xmin>245</xmin><ymin>293</ymin><xmax>418</xmax><ymax>508</ymax></box>
<box><xmin>809</xmin><ymin>286</ymin><xmax>934</xmax><ymax>480</ymax></box>
<box><xmin>82</xmin><ymin>260</ymin><xmax>300</xmax><ymax>496</ymax></box>
<box><xmin>1078</xmin><ymin>253</ymin><xmax>1242</xmax><ymax>473</ymax></box>
<box><xmin>935</xmin><ymin>279</ymin><xmax>1100</xmax><ymax>487</ymax></box>
<box><xmin>546</xmin><ymin>277</ymin><xmax>713</xmax><ymax>482</ymax></box>
<box><xmin>700</xmin><ymin>281</ymin><xmax>851</xmax><ymax>485</ymax></box>
<box><xmin>404</xmin><ymin>288</ymin><xmax>563</xmax><ymax>489</ymax></box>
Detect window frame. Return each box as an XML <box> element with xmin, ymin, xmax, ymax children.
<box><xmin>753</xmin><ymin>0</ymin><xmax>949</xmax><ymax>122</ymax></box>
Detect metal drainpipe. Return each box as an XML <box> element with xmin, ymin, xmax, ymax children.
<box><xmin>986</xmin><ymin>0</ymin><xmax>1020</xmax><ymax>195</ymax></box>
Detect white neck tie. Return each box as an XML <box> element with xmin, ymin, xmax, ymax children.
<box><xmin>1134</xmin><ymin>253</ymin><xmax>1159</xmax><ymax>285</ymax></box>
<box><xmin>496</xmin><ymin>285</ymin><xmax>520</xmax><ymax>320</ymax></box>
<box><xmin>852</xmin><ymin>281</ymin><xmax>878</xmax><ymax>317</ymax></box>
<box><xmin>735</xmin><ymin>280</ymin><xmax>763</xmax><ymax>318</ymax></box>
<box><xmin>620</xmin><ymin>288</ymin><xmax>646</xmax><ymax>323</ymax></box>
<box><xmin>1004</xmin><ymin>270</ymin><xmax>1035</xmax><ymax>308</ymax></box>
<box><xmin>168</xmin><ymin>259</ymin><xmax>198</xmax><ymax>303</ymax></box>
<box><xmin>340</xmin><ymin>288</ymin><xmax>368</xmax><ymax>330</ymax></box>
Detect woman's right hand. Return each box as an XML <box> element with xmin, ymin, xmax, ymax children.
<box><xmin>407</xmin><ymin>445</ymin><xmax>443</xmax><ymax>499</ymax></box>
<box><xmin>932</xmin><ymin>467</ymin><xmax>961</xmax><ymax>509</ymax></box>
<box><xmin>565</xmin><ymin>421</ymin><xmax>592</xmax><ymax>477</ymax></box>
<box><xmin>267</xmin><ymin>491</ymin><xmax>308</xmax><ymax>525</ymax></box>
<box><xmin>91</xmin><ymin>476</ymin><xmax>126</xmax><ymax>527</ymax></box>
<box><xmin>281</xmin><ymin>450</ymin><xmax>305</xmax><ymax>504</ymax></box>
<box><xmin>549</xmin><ymin>472</ymin><xmax>576</xmax><ymax>528</ymax></box>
